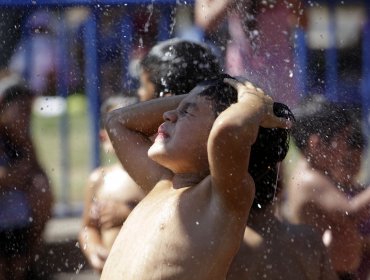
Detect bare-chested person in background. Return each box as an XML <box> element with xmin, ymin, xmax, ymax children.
<box><xmin>280</xmin><ymin>95</ymin><xmax>370</xmax><ymax>280</ymax></box>
<box><xmin>0</xmin><ymin>71</ymin><xmax>53</xmax><ymax>280</ymax></box>
<box><xmin>101</xmin><ymin>76</ymin><xmax>292</xmax><ymax>279</ymax></box>
<box><xmin>79</xmin><ymin>96</ymin><xmax>144</xmax><ymax>273</ymax></box>
<box><xmin>227</xmin><ymin>100</ymin><xmax>337</xmax><ymax>280</ymax></box>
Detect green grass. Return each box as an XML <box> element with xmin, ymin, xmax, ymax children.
<box><xmin>32</xmin><ymin>94</ymin><xmax>91</xmax><ymax>204</ymax></box>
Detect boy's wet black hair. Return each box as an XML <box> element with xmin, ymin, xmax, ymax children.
<box><xmin>140</xmin><ymin>38</ymin><xmax>221</xmax><ymax>97</ymax></box>
<box><xmin>292</xmin><ymin>94</ymin><xmax>365</xmax><ymax>152</ymax></box>
<box><xmin>197</xmin><ymin>74</ymin><xmax>238</xmax><ymax>116</ymax></box>
<box><xmin>197</xmin><ymin>74</ymin><xmax>294</xmax><ymax>210</ymax></box>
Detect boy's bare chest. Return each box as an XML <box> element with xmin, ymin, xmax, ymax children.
<box><xmin>104</xmin><ymin>187</ymin><xmax>239</xmax><ymax>279</ymax></box>
<box><xmin>122</xmin><ymin>188</ymin><xmax>221</xmax><ymax>247</ymax></box>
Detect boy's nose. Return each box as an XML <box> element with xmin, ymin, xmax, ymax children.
<box><xmin>163</xmin><ymin>110</ymin><xmax>177</xmax><ymax>122</ymax></box>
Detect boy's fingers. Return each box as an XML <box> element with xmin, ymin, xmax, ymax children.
<box><xmin>224</xmin><ymin>78</ymin><xmax>261</xmax><ymax>95</ymax></box>
<box><xmin>261</xmin><ymin>115</ymin><xmax>292</xmax><ymax>129</ymax></box>
<box><xmin>256</xmin><ymin>87</ymin><xmax>264</xmax><ymax>93</ymax></box>
<box><xmin>275</xmin><ymin>117</ymin><xmax>293</xmax><ymax>129</ymax></box>
<box><xmin>244</xmin><ymin>81</ymin><xmax>255</xmax><ymax>89</ymax></box>
<box><xmin>233</xmin><ymin>75</ymin><xmax>248</xmax><ymax>82</ymax></box>
<box><xmin>223</xmin><ymin>77</ymin><xmax>243</xmax><ymax>90</ymax></box>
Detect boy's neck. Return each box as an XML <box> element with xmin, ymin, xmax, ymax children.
<box><xmin>172</xmin><ymin>172</ymin><xmax>209</xmax><ymax>189</ymax></box>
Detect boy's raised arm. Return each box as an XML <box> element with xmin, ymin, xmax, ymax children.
<box><xmin>207</xmin><ymin>79</ymin><xmax>291</xmax><ymax>212</ymax></box>
<box><xmin>105</xmin><ymin>95</ymin><xmax>185</xmax><ymax>193</ymax></box>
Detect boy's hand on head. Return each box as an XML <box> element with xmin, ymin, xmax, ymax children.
<box><xmin>224</xmin><ymin>77</ymin><xmax>292</xmax><ymax>129</ymax></box>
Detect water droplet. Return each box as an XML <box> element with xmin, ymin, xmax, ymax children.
<box><xmin>75</xmin><ymin>263</ymin><xmax>84</xmax><ymax>274</ymax></box>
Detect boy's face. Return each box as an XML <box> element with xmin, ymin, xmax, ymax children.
<box><xmin>138</xmin><ymin>70</ymin><xmax>156</xmax><ymax>102</ymax></box>
<box><xmin>148</xmin><ymin>86</ymin><xmax>215</xmax><ymax>174</ymax></box>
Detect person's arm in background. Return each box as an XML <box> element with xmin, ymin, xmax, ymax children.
<box><xmin>194</xmin><ymin>0</ymin><xmax>235</xmax><ymax>32</ymax></box>
<box><xmin>349</xmin><ymin>186</ymin><xmax>370</xmax><ymax>249</ymax></box>
<box><xmin>297</xmin><ymin>174</ymin><xmax>370</xmax><ymax>224</ymax></box>
<box><xmin>295</xmin><ymin>174</ymin><xmax>363</xmax><ymax>272</ymax></box>
<box><xmin>78</xmin><ymin>168</ymin><xmax>109</xmax><ymax>273</ymax></box>
<box><xmin>349</xmin><ymin>186</ymin><xmax>370</xmax><ymax>221</ymax></box>
<box><xmin>105</xmin><ymin>95</ymin><xmax>185</xmax><ymax>194</ymax></box>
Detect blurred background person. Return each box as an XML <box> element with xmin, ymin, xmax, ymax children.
<box><xmin>79</xmin><ymin>96</ymin><xmax>144</xmax><ymax>274</ymax></box>
<box><xmin>279</xmin><ymin>95</ymin><xmax>370</xmax><ymax>279</ymax></box>
<box><xmin>0</xmin><ymin>70</ymin><xmax>53</xmax><ymax>280</ymax></box>
<box><xmin>227</xmin><ymin>98</ymin><xmax>337</xmax><ymax>280</ymax></box>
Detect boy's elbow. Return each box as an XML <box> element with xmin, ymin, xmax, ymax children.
<box><xmin>105</xmin><ymin>111</ymin><xmax>125</xmax><ymax>131</ymax></box>
<box><xmin>104</xmin><ymin>111</ymin><xmax>123</xmax><ymax>140</ymax></box>
<box><xmin>104</xmin><ymin>111</ymin><xmax>116</xmax><ymax>130</ymax></box>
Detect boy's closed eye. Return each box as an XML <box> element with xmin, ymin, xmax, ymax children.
<box><xmin>178</xmin><ymin>102</ymin><xmax>198</xmax><ymax>117</ymax></box>
<box><xmin>179</xmin><ymin>109</ymin><xmax>193</xmax><ymax>117</ymax></box>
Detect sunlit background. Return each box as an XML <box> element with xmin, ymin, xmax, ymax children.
<box><xmin>0</xmin><ymin>0</ymin><xmax>369</xmax><ymax>279</ymax></box>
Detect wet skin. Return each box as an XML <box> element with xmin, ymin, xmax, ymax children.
<box><xmin>101</xmin><ymin>80</ymin><xmax>287</xmax><ymax>279</ymax></box>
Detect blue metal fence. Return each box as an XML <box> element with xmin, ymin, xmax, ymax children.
<box><xmin>0</xmin><ymin>0</ymin><xmax>194</xmax><ymax>213</ymax></box>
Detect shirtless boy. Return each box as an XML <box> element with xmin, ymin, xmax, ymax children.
<box><xmin>81</xmin><ymin>39</ymin><xmax>222</xmax><ymax>273</ymax></box>
<box><xmin>281</xmin><ymin>95</ymin><xmax>370</xmax><ymax>279</ymax></box>
<box><xmin>101</xmin><ymin>75</ymin><xmax>292</xmax><ymax>279</ymax></box>
<box><xmin>79</xmin><ymin>96</ymin><xmax>144</xmax><ymax>273</ymax></box>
